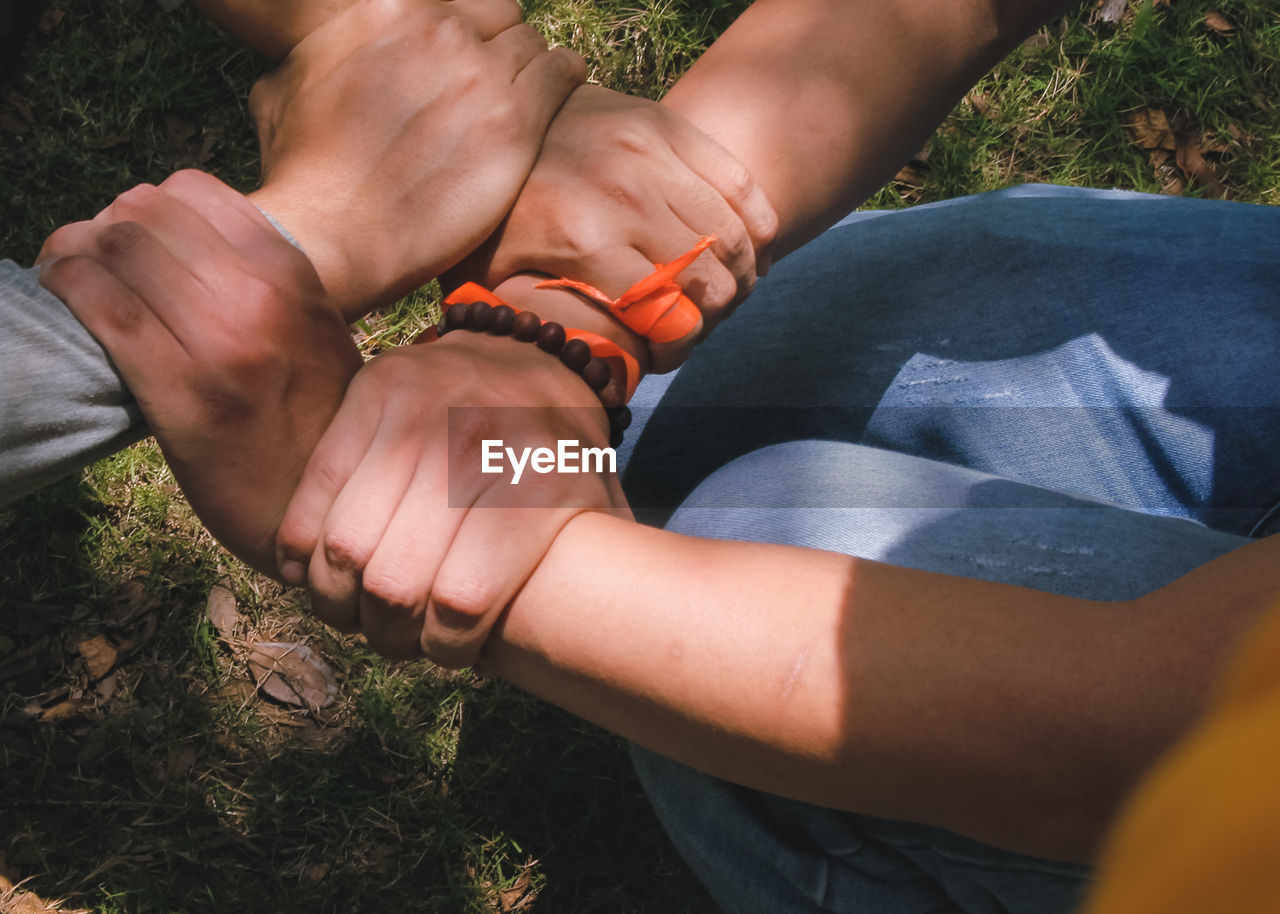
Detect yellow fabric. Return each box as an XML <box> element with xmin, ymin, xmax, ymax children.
<box><xmin>1083</xmin><ymin>604</ymin><xmax>1280</xmax><ymax>913</ymax></box>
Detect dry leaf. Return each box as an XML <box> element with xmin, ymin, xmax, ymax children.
<box><xmin>1021</xmin><ymin>29</ymin><xmax>1052</xmax><ymax>50</ymax></box>
<box><xmin>158</xmin><ymin>743</ymin><xmax>198</xmax><ymax>782</ymax></box>
<box><xmin>910</xmin><ymin>140</ymin><xmax>933</xmax><ymax>164</ymax></box>
<box><xmin>1126</xmin><ymin>108</ymin><xmax>1176</xmax><ymax>151</ymax></box>
<box><xmin>967</xmin><ymin>92</ymin><xmax>995</xmax><ymax>118</ymax></box>
<box><xmin>1174</xmin><ymin>131</ymin><xmax>1229</xmax><ymax>198</ymax></box>
<box><xmin>1149</xmin><ymin>149</ymin><xmax>1187</xmax><ymax>195</ymax></box>
<box><xmin>1204</xmin><ymin>11</ymin><xmax>1235</xmax><ymax>36</ymax></box>
<box><xmin>1096</xmin><ymin>0</ymin><xmax>1128</xmax><ymax>26</ymax></box>
<box><xmin>206</xmin><ymin>581</ymin><xmax>239</xmax><ymax>642</ymax></box>
<box><xmin>36</xmin><ymin>9</ymin><xmax>66</xmax><ymax>32</ymax></box>
<box><xmin>499</xmin><ymin>870</ymin><xmax>535</xmax><ymax>912</ymax></box>
<box><xmin>78</xmin><ymin>636</ymin><xmax>118</xmax><ymax>679</ymax></box>
<box><xmin>246</xmin><ymin>642</ymin><xmax>337</xmax><ymax>710</ymax></box>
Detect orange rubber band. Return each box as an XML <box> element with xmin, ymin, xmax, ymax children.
<box><xmin>534</xmin><ymin>236</ymin><xmax>714</xmax><ymax>344</ymax></box>
<box><xmin>440</xmin><ymin>282</ymin><xmax>641</xmax><ymax>402</ymax></box>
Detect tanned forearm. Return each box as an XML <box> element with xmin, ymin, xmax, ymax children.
<box><xmin>187</xmin><ymin>0</ymin><xmax>351</xmax><ymax>59</ymax></box>
<box><xmin>483</xmin><ymin>514</ymin><xmax>1276</xmax><ymax>863</ymax></box>
<box><xmin>662</xmin><ymin>0</ymin><xmax>1079</xmax><ymax>258</ymax></box>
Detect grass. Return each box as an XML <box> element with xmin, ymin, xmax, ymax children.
<box><xmin>0</xmin><ymin>0</ymin><xmax>1277</xmax><ymax>911</ymax></box>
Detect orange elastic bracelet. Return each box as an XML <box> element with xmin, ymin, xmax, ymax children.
<box><xmin>534</xmin><ymin>236</ymin><xmax>714</xmax><ymax>344</ymax></box>
<box><xmin>440</xmin><ymin>283</ymin><xmax>641</xmax><ymax>402</ymax></box>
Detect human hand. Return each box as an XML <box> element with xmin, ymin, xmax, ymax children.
<box><xmin>275</xmin><ymin>330</ymin><xmax>630</xmax><ymax>666</ymax></box>
<box><xmin>447</xmin><ymin>85</ymin><xmax>778</xmax><ymax>371</ymax></box>
<box><xmin>38</xmin><ymin>170</ymin><xmax>362</xmax><ymax>574</ymax></box>
<box><xmin>248</xmin><ymin>0</ymin><xmax>586</xmax><ymax>319</ymax></box>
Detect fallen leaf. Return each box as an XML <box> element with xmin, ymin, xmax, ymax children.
<box><xmin>1126</xmin><ymin>107</ymin><xmax>1176</xmax><ymax>151</ymax></box>
<box><xmin>1174</xmin><ymin>130</ymin><xmax>1229</xmax><ymax>198</ymax></box>
<box><xmin>910</xmin><ymin>139</ymin><xmax>933</xmax><ymax>164</ymax></box>
<box><xmin>499</xmin><ymin>870</ymin><xmax>535</xmax><ymax>912</ymax></box>
<box><xmin>1149</xmin><ymin>149</ymin><xmax>1186</xmax><ymax>195</ymax></box>
<box><xmin>95</xmin><ymin>673</ymin><xmax>118</xmax><ymax>701</ymax></box>
<box><xmin>1096</xmin><ymin>0</ymin><xmax>1128</xmax><ymax>26</ymax></box>
<box><xmin>1021</xmin><ymin>29</ymin><xmax>1053</xmax><ymax>50</ymax></box>
<box><xmin>246</xmin><ymin>642</ymin><xmax>337</xmax><ymax>711</ymax></box>
<box><xmin>78</xmin><ymin>635</ymin><xmax>118</xmax><ymax>680</ymax></box>
<box><xmin>37</xmin><ymin>9</ymin><xmax>66</xmax><ymax>32</ymax></box>
<box><xmin>967</xmin><ymin>92</ymin><xmax>995</xmax><ymax>118</ymax></box>
<box><xmin>1204</xmin><ymin>10</ymin><xmax>1235</xmax><ymax>36</ymax></box>
<box><xmin>158</xmin><ymin>743</ymin><xmax>198</xmax><ymax>782</ymax></box>
<box><xmin>205</xmin><ymin>581</ymin><xmax>239</xmax><ymax>642</ymax></box>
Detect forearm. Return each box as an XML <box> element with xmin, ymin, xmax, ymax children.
<box><xmin>484</xmin><ymin>513</ymin><xmax>1274</xmax><ymax>862</ymax></box>
<box><xmin>187</xmin><ymin>0</ymin><xmax>351</xmax><ymax>59</ymax></box>
<box><xmin>662</xmin><ymin>0</ymin><xmax>1077</xmax><ymax>257</ymax></box>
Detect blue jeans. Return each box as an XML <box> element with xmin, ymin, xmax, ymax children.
<box><xmin>619</xmin><ymin>186</ymin><xmax>1280</xmax><ymax>913</ymax></box>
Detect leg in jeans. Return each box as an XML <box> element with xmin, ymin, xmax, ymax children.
<box><xmin>621</xmin><ymin>186</ymin><xmax>1280</xmax><ymax>536</ymax></box>
<box><xmin>619</xmin><ymin>187</ymin><xmax>1280</xmax><ymax>912</ymax></box>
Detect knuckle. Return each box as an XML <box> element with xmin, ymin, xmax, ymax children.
<box><xmin>322</xmin><ymin>527</ymin><xmax>375</xmax><ymax>574</ymax></box>
<box><xmin>754</xmin><ymin>202</ymin><xmax>780</xmax><ymax>247</ymax></box>
<box><xmin>718</xmin><ymin>158</ymin><xmax>756</xmax><ymax>204</ymax></box>
<box><xmin>40</xmin><ymin>222</ymin><xmax>81</xmax><ymax>260</ymax></box>
<box><xmin>275</xmin><ymin>516</ymin><xmax>317</xmax><ymax>563</ymax></box>
<box><xmin>362</xmin><ymin>564</ymin><xmax>424</xmax><ymax>614</ymax></box>
<box><xmin>430</xmin><ymin>573</ymin><xmax>493</xmax><ymax>627</ymax></box>
<box><xmin>97</xmin><ymin>220</ymin><xmax>149</xmax><ymax>258</ymax></box>
<box><xmin>609</xmin><ymin>122</ymin><xmax>657</xmax><ymax>158</ymax></box>
<box><xmin>108</xmin><ymin>183</ymin><xmax>161</xmax><ymax>219</ymax></box>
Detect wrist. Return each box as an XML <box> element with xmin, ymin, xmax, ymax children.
<box><xmin>247</xmin><ymin>183</ymin><xmax>368</xmax><ymax>323</ymax></box>
<box><xmin>489</xmin><ymin>275</ymin><xmax>651</xmax><ymax>382</ymax></box>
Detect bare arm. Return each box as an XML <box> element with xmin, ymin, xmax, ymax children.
<box><xmin>484</xmin><ymin>514</ymin><xmax>1276</xmax><ymax>863</ymax></box>
<box><xmin>494</xmin><ymin>0</ymin><xmax>1080</xmax><ymax>360</ymax></box>
<box><xmin>185</xmin><ymin>0</ymin><xmax>349</xmax><ymax>59</ymax></box>
<box><xmin>662</xmin><ymin>0</ymin><xmax>1079</xmax><ymax>257</ymax></box>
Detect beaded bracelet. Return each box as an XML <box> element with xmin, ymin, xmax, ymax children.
<box><xmin>430</xmin><ymin>299</ymin><xmax>633</xmax><ymax>448</ymax></box>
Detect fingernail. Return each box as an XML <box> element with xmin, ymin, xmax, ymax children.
<box><xmin>280</xmin><ymin>559</ymin><xmax>306</xmax><ymax>586</ymax></box>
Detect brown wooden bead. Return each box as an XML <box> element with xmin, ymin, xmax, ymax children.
<box><xmin>512</xmin><ymin>310</ymin><xmax>542</xmax><ymax>342</ymax></box>
<box><xmin>580</xmin><ymin>357</ymin><xmax>611</xmax><ymax>391</ymax></box>
<box><xmin>441</xmin><ymin>303</ymin><xmax>467</xmax><ymax>334</ymax></box>
<box><xmin>559</xmin><ymin>338</ymin><xmax>591</xmax><ymax>372</ymax></box>
<box><xmin>608</xmin><ymin>405</ymin><xmax>632</xmax><ymax>434</ymax></box>
<box><xmin>465</xmin><ymin>301</ymin><xmax>492</xmax><ymax>332</ymax></box>
<box><xmin>489</xmin><ymin>304</ymin><xmax>515</xmax><ymax>336</ymax></box>
<box><xmin>536</xmin><ymin>321</ymin><xmax>566</xmax><ymax>354</ymax></box>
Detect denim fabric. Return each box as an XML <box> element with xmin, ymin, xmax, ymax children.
<box><xmin>621</xmin><ymin>185</ymin><xmax>1280</xmax><ymax>536</ymax></box>
<box><xmin>621</xmin><ymin>186</ymin><xmax>1280</xmax><ymax>913</ymax></box>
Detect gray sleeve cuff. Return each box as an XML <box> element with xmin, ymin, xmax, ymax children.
<box><xmin>0</xmin><ymin>260</ymin><xmax>145</xmax><ymax>504</ymax></box>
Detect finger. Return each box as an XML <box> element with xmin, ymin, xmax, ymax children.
<box><xmin>304</xmin><ymin>416</ymin><xmax>427</xmax><ymax>632</ymax></box>
<box><xmin>37</xmin><ymin>219</ymin><xmax>97</xmax><ymax>265</ymax></box>
<box><xmin>660</xmin><ymin>178</ymin><xmax>757</xmax><ymax>308</ymax></box>
<box><xmin>509</xmin><ymin>44</ymin><xmax>587</xmax><ymax>120</ymax></box>
<box><xmin>276</xmin><ymin>386</ymin><xmax>386</xmax><ymax>586</ymax></box>
<box><xmin>357</xmin><ymin>465</ymin><xmax>461</xmax><ymax>660</ymax></box>
<box><xmin>484</xmin><ymin>22</ymin><xmax>552</xmax><ymax>78</ymax></box>
<box><xmin>93</xmin><ymin>184</ymin><xmax>257</xmax><ymax>339</ymax></box>
<box><xmin>661</xmin><ymin>116</ymin><xmax>779</xmax><ymax>272</ymax></box>
<box><xmin>444</xmin><ymin>0</ymin><xmax>525</xmax><ymax>40</ymax></box>
<box><xmin>159</xmin><ymin>170</ymin><xmax>294</xmax><ymax>266</ymax></box>
<box><xmin>39</xmin><ymin>254</ymin><xmax>188</xmax><ymax>391</ymax></box>
<box><xmin>420</xmin><ymin>498</ymin><xmax>581</xmax><ymax>669</ymax></box>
